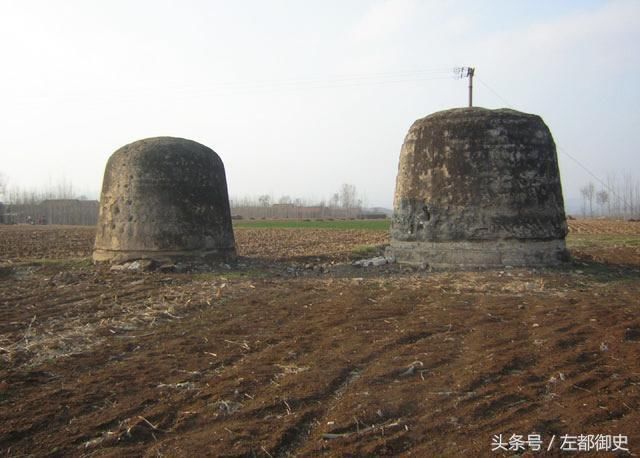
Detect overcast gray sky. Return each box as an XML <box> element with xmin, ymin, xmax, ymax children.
<box><xmin>0</xmin><ymin>0</ymin><xmax>638</xmax><ymax>209</ymax></box>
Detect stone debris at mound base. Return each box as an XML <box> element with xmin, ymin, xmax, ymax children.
<box><xmin>108</xmin><ymin>259</ymin><xmax>232</xmax><ymax>273</ymax></box>
<box><xmin>352</xmin><ymin>256</ymin><xmax>394</xmax><ymax>267</ymax></box>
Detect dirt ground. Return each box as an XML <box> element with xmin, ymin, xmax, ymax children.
<box><xmin>0</xmin><ymin>221</ymin><xmax>639</xmax><ymax>457</ymax></box>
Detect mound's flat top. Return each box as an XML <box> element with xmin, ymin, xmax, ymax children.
<box><xmin>413</xmin><ymin>106</ymin><xmax>540</xmax><ymax>125</ymax></box>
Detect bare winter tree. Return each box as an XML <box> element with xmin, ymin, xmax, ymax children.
<box><xmin>55</xmin><ymin>176</ymin><xmax>74</xmax><ymax>199</ymax></box>
<box><xmin>258</xmin><ymin>195</ymin><xmax>271</xmax><ymax>207</ymax></box>
<box><xmin>596</xmin><ymin>190</ymin><xmax>609</xmax><ymax>216</ymax></box>
<box><xmin>329</xmin><ymin>193</ymin><xmax>339</xmax><ymax>209</ymax></box>
<box><xmin>258</xmin><ymin>194</ymin><xmax>271</xmax><ymax>218</ymax></box>
<box><xmin>623</xmin><ymin>173</ymin><xmax>637</xmax><ymax>216</ymax></box>
<box><xmin>339</xmin><ymin>183</ymin><xmax>356</xmax><ymax>209</ymax></box>
<box><xmin>0</xmin><ymin>172</ymin><xmax>6</xmax><ymax>202</ymax></box>
<box><xmin>580</xmin><ymin>182</ymin><xmax>595</xmax><ymax>217</ymax></box>
<box><xmin>581</xmin><ymin>174</ymin><xmax>639</xmax><ymax>219</ymax></box>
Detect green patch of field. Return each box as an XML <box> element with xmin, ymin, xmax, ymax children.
<box><xmin>566</xmin><ymin>234</ymin><xmax>640</xmax><ymax>248</ymax></box>
<box><xmin>351</xmin><ymin>244</ymin><xmax>384</xmax><ymax>258</ymax></box>
<box><xmin>233</xmin><ymin>219</ymin><xmax>391</xmax><ymax>231</ymax></box>
<box><xmin>21</xmin><ymin>257</ymin><xmax>94</xmax><ymax>269</ymax></box>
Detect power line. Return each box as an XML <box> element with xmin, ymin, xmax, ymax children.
<box><xmin>178</xmin><ymin>73</ymin><xmax>453</xmax><ymax>96</ymax></box>
<box><xmin>476</xmin><ymin>75</ymin><xmax>629</xmax><ymax>207</ymax></box>
<box><xmin>476</xmin><ymin>77</ymin><xmax>511</xmax><ymax>108</ymax></box>
<box><xmin>10</xmin><ymin>68</ymin><xmax>457</xmax><ymax>101</ymax></box>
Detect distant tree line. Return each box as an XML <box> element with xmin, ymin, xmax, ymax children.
<box><xmin>0</xmin><ymin>175</ymin><xmax>89</xmax><ymax>204</ymax></box>
<box><xmin>1</xmin><ymin>174</ymin><xmax>378</xmax><ymax>222</ymax></box>
<box><xmin>230</xmin><ymin>183</ymin><xmax>381</xmax><ymax>219</ymax></box>
<box><xmin>579</xmin><ymin>174</ymin><xmax>640</xmax><ymax>219</ymax></box>
<box><xmin>0</xmin><ymin>174</ymin><xmax>97</xmax><ymax>225</ymax></box>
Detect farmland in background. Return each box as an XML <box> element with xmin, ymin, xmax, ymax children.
<box><xmin>233</xmin><ymin>219</ymin><xmax>390</xmax><ymax>231</ymax></box>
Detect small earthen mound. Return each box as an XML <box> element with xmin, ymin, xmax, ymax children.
<box><xmin>93</xmin><ymin>137</ymin><xmax>236</xmax><ymax>265</ymax></box>
<box><xmin>389</xmin><ymin>107</ymin><xmax>568</xmax><ymax>268</ymax></box>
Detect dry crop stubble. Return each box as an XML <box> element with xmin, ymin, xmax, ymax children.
<box><xmin>0</xmin><ymin>221</ymin><xmax>638</xmax><ymax>456</ymax></box>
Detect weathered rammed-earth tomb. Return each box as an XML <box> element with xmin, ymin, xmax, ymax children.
<box><xmin>93</xmin><ymin>137</ymin><xmax>236</xmax><ymax>265</ymax></box>
<box><xmin>388</xmin><ymin>107</ymin><xmax>568</xmax><ymax>268</ymax></box>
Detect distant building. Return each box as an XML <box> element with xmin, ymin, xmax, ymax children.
<box><xmin>1</xmin><ymin>199</ymin><xmax>99</xmax><ymax>225</ymax></box>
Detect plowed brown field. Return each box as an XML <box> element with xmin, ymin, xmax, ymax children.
<box><xmin>1</xmin><ymin>221</ymin><xmax>639</xmax><ymax>457</ymax></box>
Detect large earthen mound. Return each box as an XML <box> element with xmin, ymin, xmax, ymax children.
<box><xmin>389</xmin><ymin>107</ymin><xmax>568</xmax><ymax>268</ymax></box>
<box><xmin>93</xmin><ymin>137</ymin><xmax>236</xmax><ymax>264</ymax></box>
